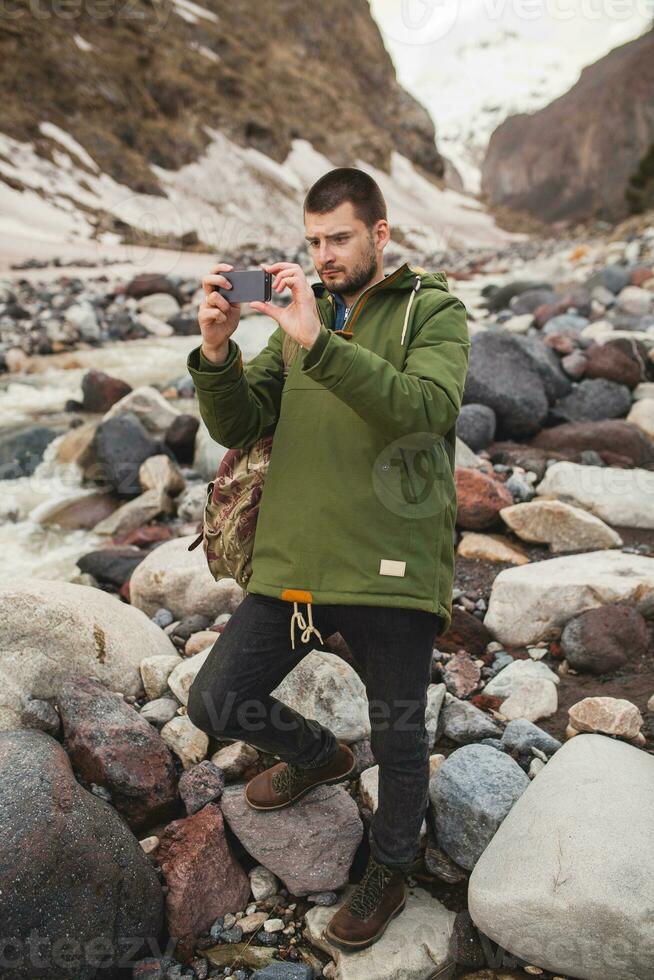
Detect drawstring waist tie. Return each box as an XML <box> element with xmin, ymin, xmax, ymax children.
<box><xmin>281</xmin><ymin>589</ymin><xmax>324</xmax><ymax>650</ymax></box>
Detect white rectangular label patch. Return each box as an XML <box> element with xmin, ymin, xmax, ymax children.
<box><xmin>379</xmin><ymin>559</ymin><xmax>406</xmax><ymax>577</ymax></box>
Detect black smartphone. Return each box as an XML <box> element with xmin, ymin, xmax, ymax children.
<box><xmin>214</xmin><ymin>269</ymin><xmax>272</xmax><ymax>303</ymax></box>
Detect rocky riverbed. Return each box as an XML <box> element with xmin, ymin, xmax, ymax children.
<box><xmin>1</xmin><ymin>223</ymin><xmax>654</xmax><ymax>980</ymax></box>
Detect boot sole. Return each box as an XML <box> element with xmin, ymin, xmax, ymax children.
<box><xmin>324</xmin><ymin>895</ymin><xmax>407</xmax><ymax>951</ymax></box>
<box><xmin>244</xmin><ymin>755</ymin><xmax>356</xmax><ymax>811</ymax></box>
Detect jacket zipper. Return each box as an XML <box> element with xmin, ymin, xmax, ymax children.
<box><xmin>341</xmin><ymin>263</ymin><xmax>409</xmax><ymax>333</ymax></box>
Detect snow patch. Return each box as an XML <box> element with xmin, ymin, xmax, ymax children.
<box><xmin>39</xmin><ymin>122</ymin><xmax>99</xmax><ymax>173</ymax></box>
<box><xmin>173</xmin><ymin>0</ymin><xmax>219</xmax><ymax>24</ymax></box>
<box><xmin>73</xmin><ymin>34</ymin><xmax>94</xmax><ymax>53</ymax></box>
<box><xmin>189</xmin><ymin>41</ymin><xmax>221</xmax><ymax>63</ymax></box>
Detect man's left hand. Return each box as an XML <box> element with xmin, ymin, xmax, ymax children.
<box><xmin>249</xmin><ymin>262</ymin><xmax>321</xmax><ymax>350</ymax></box>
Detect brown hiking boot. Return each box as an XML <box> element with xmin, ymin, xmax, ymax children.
<box><xmin>325</xmin><ymin>853</ymin><xmax>407</xmax><ymax>951</ymax></box>
<box><xmin>244</xmin><ymin>742</ymin><xmax>355</xmax><ymax>810</ymax></box>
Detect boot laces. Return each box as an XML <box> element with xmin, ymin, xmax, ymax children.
<box><xmin>271</xmin><ymin>761</ymin><xmax>306</xmax><ymax>798</ymax></box>
<box><xmin>344</xmin><ymin>855</ymin><xmax>395</xmax><ymax>920</ymax></box>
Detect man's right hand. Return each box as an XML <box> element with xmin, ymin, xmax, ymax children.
<box><xmin>198</xmin><ymin>263</ymin><xmax>241</xmax><ymax>363</ymax></box>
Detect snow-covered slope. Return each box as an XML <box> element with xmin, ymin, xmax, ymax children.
<box><xmin>0</xmin><ymin>125</ymin><xmax>521</xmax><ymax>265</ymax></box>
<box><xmin>370</xmin><ymin>1</ymin><xmax>653</xmax><ymax>194</ymax></box>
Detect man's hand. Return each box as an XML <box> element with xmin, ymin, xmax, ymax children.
<box><xmin>198</xmin><ymin>263</ymin><xmax>241</xmax><ymax>363</ymax></box>
<box><xmin>249</xmin><ymin>262</ymin><xmax>321</xmax><ymax>350</ymax></box>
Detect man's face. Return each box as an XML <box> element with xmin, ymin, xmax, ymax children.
<box><xmin>304</xmin><ymin>201</ymin><xmax>380</xmax><ymax>297</ymax></box>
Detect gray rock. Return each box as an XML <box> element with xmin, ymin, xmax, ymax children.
<box><xmin>0</xmin><ymin>425</ymin><xmax>60</xmax><ymax>479</ymax></box>
<box><xmin>483</xmin><ymin>280</ymin><xmax>553</xmax><ymax>313</ymax></box>
<box><xmin>552</xmin><ymin>377</ymin><xmax>632</xmax><ymax>424</ymax></box>
<box><xmin>141</xmin><ymin>697</ymin><xmax>180</xmax><ymax>728</ymax></box>
<box><xmin>514</xmin><ymin>334</ymin><xmax>573</xmax><ymax>403</ymax></box>
<box><xmin>440</xmin><ymin>692</ymin><xmax>502</xmax><ymax>744</ymax></box>
<box><xmin>499</xmin><ymin>719</ymin><xmax>562</xmax><ymax>770</ymax></box>
<box><xmin>20</xmin><ymin>696</ymin><xmax>61</xmax><ymax>736</ymax></box>
<box><xmin>457</xmin><ymin>404</ymin><xmax>497</xmax><ymax>452</ymax></box>
<box><xmin>92</xmin><ymin>411</ymin><xmax>162</xmax><ymax>498</ymax></box>
<box><xmin>250</xmin><ymin>964</ymin><xmax>314</xmax><ymax>980</ymax></box>
<box><xmin>430</xmin><ymin>743</ymin><xmax>530</xmax><ymax>869</ymax></box>
<box><xmin>542</xmin><ymin>313</ymin><xmax>589</xmax><ymax>338</ymax></box>
<box><xmin>509</xmin><ymin>287</ymin><xmax>557</xmax><ymax>315</ymax></box>
<box><xmin>586</xmin><ymin>264</ymin><xmax>632</xmax><ymax>295</ymax></box>
<box><xmin>468</xmin><ymin>733</ymin><xmax>654</xmax><ymax>980</ymax></box>
<box><xmin>463</xmin><ymin>332</ymin><xmax>549</xmax><ymax>439</ymax></box>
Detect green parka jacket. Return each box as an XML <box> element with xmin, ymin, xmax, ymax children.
<box><xmin>187</xmin><ymin>262</ymin><xmax>470</xmax><ymax>648</ymax></box>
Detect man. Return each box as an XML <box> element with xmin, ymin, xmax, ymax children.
<box><xmin>186</xmin><ymin>168</ymin><xmax>470</xmax><ymax>951</ymax></box>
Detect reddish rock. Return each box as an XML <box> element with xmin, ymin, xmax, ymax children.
<box><xmin>470</xmin><ymin>693</ymin><xmax>504</xmax><ymax>712</ymax></box>
<box><xmin>114</xmin><ymin>524</ymin><xmax>175</xmax><ymax>548</ymax></box>
<box><xmin>630</xmin><ymin>266</ymin><xmax>654</xmax><ymax>287</ymax></box>
<box><xmin>543</xmin><ymin>333</ymin><xmax>576</xmax><ymax>354</ymax></box>
<box><xmin>561</xmin><ymin>605</ymin><xmax>649</xmax><ymax>675</ymax></box>
<box><xmin>584</xmin><ymin>341</ymin><xmax>644</xmax><ymax>388</ymax></box>
<box><xmin>533</xmin><ymin>299</ymin><xmax>569</xmax><ymax>328</ymax></box>
<box><xmin>442</xmin><ymin>651</ymin><xmax>481</xmax><ymax>698</ymax></box>
<box><xmin>57</xmin><ymin>676</ymin><xmax>178</xmax><ymax>830</ymax></box>
<box><xmin>179</xmin><ymin>760</ymin><xmax>225</xmax><ymax>815</ymax></box>
<box><xmin>455</xmin><ymin>468</ymin><xmax>514</xmax><ymax>530</ymax></box>
<box><xmin>438</xmin><ymin>607</ymin><xmax>492</xmax><ymax>657</ymax></box>
<box><xmin>530</xmin><ymin>420</ymin><xmax>654</xmax><ymax>469</ymax></box>
<box><xmin>157</xmin><ymin>804</ymin><xmax>250</xmax><ymax>939</ymax></box>
<box><xmin>81</xmin><ymin>369</ymin><xmax>132</xmax><ymax>413</ymax></box>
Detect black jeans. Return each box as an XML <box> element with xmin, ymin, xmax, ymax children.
<box><xmin>187</xmin><ymin>592</ymin><xmax>444</xmax><ymax>873</ymax></box>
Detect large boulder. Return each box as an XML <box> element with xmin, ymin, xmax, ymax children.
<box><xmin>468</xmin><ymin>734</ymin><xmax>654</xmax><ymax>980</ymax></box>
<box><xmin>0</xmin><ymin>424</ymin><xmax>60</xmax><ymax>479</ymax></box>
<box><xmin>0</xmin><ymin>730</ymin><xmax>164</xmax><ymax>978</ymax></box>
<box><xmin>484</xmin><ymin>550</ymin><xmax>654</xmax><ymax>646</ymax></box>
<box><xmin>129</xmin><ymin>535</ymin><xmax>244</xmax><ymax>619</ymax></box>
<box><xmin>102</xmin><ymin>385</ymin><xmax>180</xmax><ymax>437</ymax></box>
<box><xmin>0</xmin><ymin>580</ymin><xmax>177</xmax><ymax>730</ymax></box>
<box><xmin>462</xmin><ymin>332</ymin><xmax>549</xmax><ymax>439</ymax></box>
<box><xmin>536</xmin><ymin>460</ymin><xmax>654</xmax><ymax>528</ymax></box>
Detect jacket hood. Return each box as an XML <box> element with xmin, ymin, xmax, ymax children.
<box><xmin>311</xmin><ymin>262</ymin><xmax>451</xmax><ymax>351</ymax></box>
<box><xmin>311</xmin><ymin>262</ymin><xmax>450</xmax><ymax>299</ymax></box>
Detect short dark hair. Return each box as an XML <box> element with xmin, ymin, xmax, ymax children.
<box><xmin>303</xmin><ymin>168</ymin><xmax>387</xmax><ymax>229</ymax></box>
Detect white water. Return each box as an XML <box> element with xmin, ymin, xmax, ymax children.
<box><xmin>0</xmin><ymin>319</ymin><xmax>278</xmax><ymax>587</ymax></box>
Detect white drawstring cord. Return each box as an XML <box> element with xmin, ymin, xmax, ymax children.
<box><xmin>290</xmin><ymin>601</ymin><xmax>324</xmax><ymax>651</ymax></box>
<box><xmin>400</xmin><ymin>275</ymin><xmax>422</xmax><ymax>346</ymax></box>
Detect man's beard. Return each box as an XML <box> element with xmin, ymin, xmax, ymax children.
<box><xmin>321</xmin><ymin>236</ymin><xmax>378</xmax><ymax>296</ymax></box>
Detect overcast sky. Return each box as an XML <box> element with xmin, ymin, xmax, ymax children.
<box><xmin>369</xmin><ymin>0</ymin><xmax>653</xmax><ymax>189</ymax></box>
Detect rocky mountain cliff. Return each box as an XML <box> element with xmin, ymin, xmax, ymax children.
<box><xmin>480</xmin><ymin>26</ymin><xmax>654</xmax><ymax>224</ymax></box>
<box><xmin>0</xmin><ymin>0</ymin><xmax>442</xmax><ymax>201</ymax></box>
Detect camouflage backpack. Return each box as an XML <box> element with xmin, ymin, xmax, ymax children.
<box><xmin>187</xmin><ymin>331</ymin><xmax>301</xmax><ymax>588</ymax></box>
